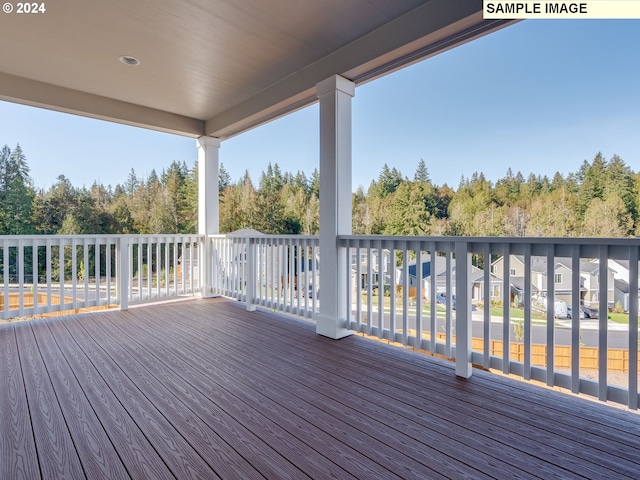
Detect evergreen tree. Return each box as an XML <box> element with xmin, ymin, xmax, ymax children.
<box><xmin>577</xmin><ymin>152</ymin><xmax>607</xmax><ymax>217</ymax></box>
<box><xmin>219</xmin><ymin>162</ymin><xmax>232</xmax><ymax>192</ymax></box>
<box><xmin>124</xmin><ymin>168</ymin><xmax>139</xmax><ymax>195</ymax></box>
<box><xmin>413</xmin><ymin>159</ymin><xmax>430</xmax><ymax>183</ymax></box>
<box><xmin>374</xmin><ymin>164</ymin><xmax>404</xmax><ymax>197</ymax></box>
<box><xmin>309</xmin><ymin>168</ymin><xmax>320</xmax><ymax>198</ymax></box>
<box><xmin>383</xmin><ymin>181</ymin><xmax>434</xmax><ymax>236</ymax></box>
<box><xmin>0</xmin><ymin>144</ymin><xmax>35</xmax><ymax>234</ymax></box>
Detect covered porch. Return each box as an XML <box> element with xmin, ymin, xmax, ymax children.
<box><xmin>2</xmin><ymin>1</ymin><xmax>640</xmax><ymax>477</ymax></box>
<box><xmin>3</xmin><ymin>297</ymin><xmax>640</xmax><ymax>479</ymax></box>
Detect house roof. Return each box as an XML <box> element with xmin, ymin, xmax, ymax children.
<box><xmin>0</xmin><ymin>1</ymin><xmax>513</xmax><ymax>139</ymax></box>
<box><xmin>407</xmin><ymin>256</ymin><xmax>452</xmax><ymax>279</ymax></box>
<box><xmin>227</xmin><ymin>228</ymin><xmax>265</xmax><ymax>237</ymax></box>
<box><xmin>509</xmin><ymin>276</ymin><xmax>539</xmax><ymax>294</ymax></box>
<box><xmin>614</xmin><ymin>278</ymin><xmax>629</xmax><ymax>294</ymax></box>
<box><xmin>510</xmin><ymin>255</ymin><xmax>602</xmax><ymax>277</ymax></box>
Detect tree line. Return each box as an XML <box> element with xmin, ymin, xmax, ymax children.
<box><xmin>1</xmin><ymin>143</ymin><xmax>639</xmax><ymax>238</ymax></box>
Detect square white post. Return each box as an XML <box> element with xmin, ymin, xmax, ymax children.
<box><xmin>455</xmin><ymin>241</ymin><xmax>473</xmax><ymax>378</ymax></box>
<box><xmin>117</xmin><ymin>236</ymin><xmax>129</xmax><ymax>310</ymax></box>
<box><xmin>197</xmin><ymin>136</ymin><xmax>221</xmax><ymax>298</ymax></box>
<box><xmin>316</xmin><ymin>75</ymin><xmax>355</xmax><ymax>339</ymax></box>
<box><xmin>245</xmin><ymin>237</ymin><xmax>257</xmax><ymax>311</ymax></box>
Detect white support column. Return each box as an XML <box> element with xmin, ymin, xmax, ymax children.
<box><xmin>197</xmin><ymin>136</ymin><xmax>221</xmax><ymax>298</ymax></box>
<box><xmin>316</xmin><ymin>75</ymin><xmax>355</xmax><ymax>339</ymax></box>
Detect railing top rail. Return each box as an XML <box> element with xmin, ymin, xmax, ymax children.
<box><xmin>208</xmin><ymin>234</ymin><xmax>319</xmax><ymax>241</ymax></box>
<box><xmin>339</xmin><ymin>234</ymin><xmax>640</xmax><ymax>247</ymax></box>
<box><xmin>0</xmin><ymin>234</ymin><xmax>205</xmax><ymax>241</ymax></box>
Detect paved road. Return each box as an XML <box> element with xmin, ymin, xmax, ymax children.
<box><xmin>353</xmin><ymin>308</ymin><xmax>635</xmax><ymax>349</ymax></box>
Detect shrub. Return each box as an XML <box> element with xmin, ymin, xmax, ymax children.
<box><xmin>612</xmin><ymin>300</ymin><xmax>624</xmax><ymax>314</ymax></box>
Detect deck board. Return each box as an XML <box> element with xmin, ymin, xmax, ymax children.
<box><xmin>14</xmin><ymin>322</ymin><xmax>86</xmax><ymax>479</ymax></box>
<box><xmin>45</xmin><ymin>316</ymin><xmax>177</xmax><ymax>480</ymax></box>
<box><xmin>32</xmin><ymin>320</ymin><xmax>130</xmax><ymax>480</ymax></box>
<box><xmin>51</xmin><ymin>314</ymin><xmax>222</xmax><ymax>480</ymax></box>
<box><xmin>2</xmin><ymin>297</ymin><xmax>640</xmax><ymax>479</ymax></box>
<box><xmin>0</xmin><ymin>326</ymin><xmax>40</xmax><ymax>480</ymax></box>
<box><xmin>112</xmin><ymin>306</ymin><xmax>388</xmax><ymax>479</ymax></box>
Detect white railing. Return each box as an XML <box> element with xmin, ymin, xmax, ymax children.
<box><xmin>1</xmin><ymin>235</ymin><xmax>121</xmax><ymax>319</ymax></box>
<box><xmin>210</xmin><ymin>234</ymin><xmax>319</xmax><ymax>319</ymax></box>
<box><xmin>1</xmin><ymin>234</ymin><xmax>203</xmax><ymax>319</ymax></box>
<box><xmin>125</xmin><ymin>234</ymin><xmax>201</xmax><ymax>305</ymax></box>
<box><xmin>5</xmin><ymin>232</ymin><xmax>639</xmax><ymax>409</ymax></box>
<box><xmin>340</xmin><ymin>235</ymin><xmax>640</xmax><ymax>410</ymax></box>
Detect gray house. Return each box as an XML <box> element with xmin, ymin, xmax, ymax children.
<box><xmin>399</xmin><ymin>256</ymin><xmax>498</xmax><ymax>303</ymax></box>
<box><xmin>491</xmin><ymin>255</ymin><xmax>615</xmax><ymax>307</ymax></box>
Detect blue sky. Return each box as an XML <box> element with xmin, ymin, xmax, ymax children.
<box><xmin>1</xmin><ymin>19</ymin><xmax>639</xmax><ymax>192</ymax></box>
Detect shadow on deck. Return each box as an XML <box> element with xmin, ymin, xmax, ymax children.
<box><xmin>2</xmin><ymin>298</ymin><xmax>639</xmax><ymax>479</ymax></box>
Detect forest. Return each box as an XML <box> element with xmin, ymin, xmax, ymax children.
<box><xmin>1</xmin><ymin>142</ymin><xmax>639</xmax><ymax>239</ymax></box>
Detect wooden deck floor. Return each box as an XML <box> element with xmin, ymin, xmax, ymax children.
<box><xmin>2</xmin><ymin>298</ymin><xmax>640</xmax><ymax>479</ymax></box>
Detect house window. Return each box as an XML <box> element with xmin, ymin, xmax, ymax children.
<box><xmin>491</xmin><ymin>283</ymin><xmax>500</xmax><ymax>298</ymax></box>
<box><xmin>510</xmin><ymin>268</ymin><xmax>516</xmax><ymax>276</ymax></box>
<box><xmin>554</xmin><ymin>273</ymin><xmax>562</xmax><ymax>284</ymax></box>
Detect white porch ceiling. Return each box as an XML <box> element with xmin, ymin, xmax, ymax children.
<box><xmin>0</xmin><ymin>0</ymin><xmax>513</xmax><ymax>139</ymax></box>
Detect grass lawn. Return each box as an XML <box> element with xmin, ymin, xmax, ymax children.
<box><xmin>608</xmin><ymin>312</ymin><xmax>629</xmax><ymax>324</ymax></box>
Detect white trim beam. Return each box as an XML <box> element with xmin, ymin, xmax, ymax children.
<box><xmin>0</xmin><ymin>72</ymin><xmax>204</xmax><ymax>137</ymax></box>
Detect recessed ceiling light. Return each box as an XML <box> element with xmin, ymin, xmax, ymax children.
<box><xmin>119</xmin><ymin>55</ymin><xmax>140</xmax><ymax>66</ymax></box>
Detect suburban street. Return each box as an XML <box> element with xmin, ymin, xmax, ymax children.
<box><xmin>350</xmin><ymin>307</ymin><xmax>635</xmax><ymax>349</ymax></box>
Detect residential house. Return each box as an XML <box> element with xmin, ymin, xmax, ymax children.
<box><xmin>399</xmin><ymin>256</ymin><xmax>499</xmax><ymax>303</ymax></box>
<box><xmin>595</xmin><ymin>259</ymin><xmax>640</xmax><ymax>311</ymax></box>
<box><xmin>492</xmin><ymin>255</ymin><xmax>615</xmax><ymax>307</ymax></box>
<box><xmin>351</xmin><ymin>248</ymin><xmax>391</xmax><ymax>292</ymax></box>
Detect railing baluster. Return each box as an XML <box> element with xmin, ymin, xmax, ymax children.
<box><xmin>402</xmin><ymin>245</ymin><xmax>409</xmax><ymax>346</ymax></box>
<box><xmin>346</xmin><ymin>245</ymin><xmax>352</xmax><ymax>328</ymax></box>
<box><xmin>355</xmin><ymin>243</ymin><xmax>362</xmax><ymax>331</ymax></box>
<box><xmin>628</xmin><ymin>246</ymin><xmax>638</xmax><ymax>410</ymax></box>
<box><xmin>59</xmin><ymin>238</ymin><xmax>65</xmax><ymax>311</ymax></box>
<box><xmin>482</xmin><ymin>243</ymin><xmax>491</xmax><ymax>370</ymax></box>
<box><xmin>164</xmin><ymin>237</ymin><xmax>170</xmax><ymax>298</ymax></box>
<box><xmin>523</xmin><ymin>243</ymin><xmax>532</xmax><ymax>380</ymax></box>
<box><xmin>83</xmin><ymin>238</ymin><xmax>89</xmax><ymax>307</ymax></box>
<box><xmin>571</xmin><ymin>245</ymin><xmax>581</xmax><ymax>393</ymax></box>
<box><xmin>429</xmin><ymin>245</ymin><xmax>437</xmax><ymax>354</ymax></box>
<box><xmin>46</xmin><ymin>239</ymin><xmax>52</xmax><ymax>311</ymax></box>
<box><xmin>376</xmin><ymin>240</ymin><xmax>384</xmax><ymax>339</ymax></box>
<box><xmin>366</xmin><ymin>243</ymin><xmax>373</xmax><ymax>337</ymax></box>
<box><xmin>502</xmin><ymin>243</ymin><xmax>511</xmax><ymax>374</ymax></box>
<box><xmin>104</xmin><ymin>241</ymin><xmax>113</xmax><ymax>305</ymax></box>
<box><xmin>598</xmin><ymin>245</ymin><xmax>608</xmax><ymax>401</ymax></box>
<box><xmin>246</xmin><ymin>238</ymin><xmax>256</xmax><ymax>312</ymax></box>
<box><xmin>415</xmin><ymin>246</ymin><xmax>423</xmax><ymax>349</ymax></box>
<box><xmin>97</xmin><ymin>239</ymin><xmax>103</xmax><ymax>305</ymax></box>
<box><xmin>546</xmin><ymin>245</ymin><xmax>555</xmax><ymax>387</ymax></box>
<box><xmin>389</xmin><ymin>244</ymin><xmax>396</xmax><ymax>343</ymax></box>
<box><xmin>155</xmin><ymin>240</ymin><xmax>160</xmax><ymax>299</ymax></box>
<box><xmin>32</xmin><ymin>239</ymin><xmax>39</xmax><ymax>314</ymax></box>
<box><xmin>18</xmin><ymin>239</ymin><xmax>24</xmax><ymax>317</ymax></box>
<box><xmin>71</xmin><ymin>237</ymin><xmax>77</xmax><ymax>310</ymax></box>
<box><xmin>2</xmin><ymin>239</ymin><xmax>8</xmax><ymax>318</ymax></box>
<box><xmin>445</xmin><ymin>247</ymin><xmax>452</xmax><ymax>359</ymax></box>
